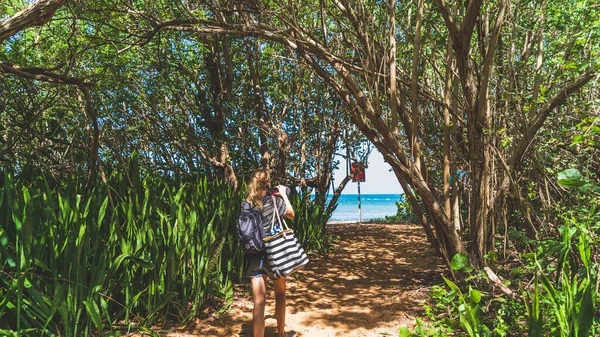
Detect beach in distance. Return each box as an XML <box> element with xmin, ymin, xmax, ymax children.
<box><xmin>323</xmin><ymin>193</ymin><xmax>404</xmax><ymax>222</ymax></box>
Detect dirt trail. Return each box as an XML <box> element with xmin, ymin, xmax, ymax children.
<box><xmin>173</xmin><ymin>222</ymin><xmax>445</xmax><ymax>337</ymax></box>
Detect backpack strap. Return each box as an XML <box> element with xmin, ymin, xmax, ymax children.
<box><xmin>245</xmin><ymin>200</ymin><xmax>272</xmax><ymax>233</ymax></box>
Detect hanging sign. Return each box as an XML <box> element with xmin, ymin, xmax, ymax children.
<box><xmin>351</xmin><ymin>162</ymin><xmax>366</xmax><ymax>182</ymax></box>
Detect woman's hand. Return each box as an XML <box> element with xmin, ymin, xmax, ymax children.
<box><xmin>274</xmin><ymin>185</ymin><xmax>286</xmax><ymax>197</ymax></box>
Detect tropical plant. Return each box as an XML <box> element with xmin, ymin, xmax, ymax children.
<box><xmin>524</xmin><ymin>168</ymin><xmax>599</xmax><ymax>337</ymax></box>
<box><xmin>0</xmin><ymin>162</ymin><xmax>243</xmax><ymax>334</ymax></box>
<box><xmin>400</xmin><ymin>168</ymin><xmax>599</xmax><ymax>336</ymax></box>
<box><xmin>289</xmin><ymin>190</ymin><xmax>336</xmax><ymax>254</ymax></box>
<box><xmin>383</xmin><ymin>197</ymin><xmax>419</xmax><ymax>223</ymax></box>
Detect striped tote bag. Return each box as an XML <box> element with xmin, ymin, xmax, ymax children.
<box><xmin>263</xmin><ymin>200</ymin><xmax>309</xmax><ymax>278</ymax></box>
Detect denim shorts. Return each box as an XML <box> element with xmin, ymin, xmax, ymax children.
<box><xmin>245</xmin><ymin>253</ymin><xmax>277</xmax><ymax>280</ymax></box>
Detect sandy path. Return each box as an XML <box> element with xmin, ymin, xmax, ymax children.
<box><xmin>169</xmin><ymin>222</ymin><xmax>445</xmax><ymax>337</ymax></box>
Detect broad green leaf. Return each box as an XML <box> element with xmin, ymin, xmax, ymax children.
<box><xmin>97</xmin><ymin>197</ymin><xmax>109</xmax><ymax>228</ymax></box>
<box><xmin>450</xmin><ymin>253</ymin><xmax>469</xmax><ymax>271</ymax></box>
<box><xmin>398</xmin><ymin>326</ymin><xmax>412</xmax><ymax>337</ymax></box>
<box><xmin>469</xmin><ymin>288</ymin><xmax>482</xmax><ymax>304</ymax></box>
<box><xmin>557</xmin><ymin>168</ymin><xmax>584</xmax><ymax>188</ymax></box>
<box><xmin>577</xmin><ymin>282</ymin><xmax>594</xmax><ymax>337</ymax></box>
<box><xmin>578</xmin><ymin>233</ymin><xmax>591</xmax><ymax>268</ymax></box>
<box><xmin>571</xmin><ymin>134</ymin><xmax>584</xmax><ymax>144</ymax></box>
<box><xmin>83</xmin><ymin>299</ymin><xmax>103</xmax><ymax>330</ymax></box>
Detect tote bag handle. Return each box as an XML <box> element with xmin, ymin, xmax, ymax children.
<box><xmin>271</xmin><ymin>197</ymin><xmax>290</xmax><ymax>231</ymax></box>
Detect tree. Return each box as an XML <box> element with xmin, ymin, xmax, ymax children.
<box><xmin>2</xmin><ymin>0</ymin><xmax>597</xmax><ymax>271</ymax></box>
<box><xmin>117</xmin><ymin>0</ymin><xmax>599</xmax><ymax>269</ymax></box>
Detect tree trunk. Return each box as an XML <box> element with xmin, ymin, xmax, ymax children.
<box><xmin>443</xmin><ymin>35</ymin><xmax>453</xmax><ymax>218</ymax></box>
<box><xmin>245</xmin><ymin>38</ymin><xmax>270</xmax><ymax>169</ymax></box>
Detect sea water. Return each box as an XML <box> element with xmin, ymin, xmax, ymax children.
<box><xmin>325</xmin><ymin>194</ymin><xmax>404</xmax><ymax>221</ymax></box>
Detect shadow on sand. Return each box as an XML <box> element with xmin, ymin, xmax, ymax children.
<box><xmin>285</xmin><ymin>223</ymin><xmax>444</xmax><ymax>335</ymax></box>
<box><xmin>177</xmin><ymin>222</ymin><xmax>445</xmax><ymax>337</ymax></box>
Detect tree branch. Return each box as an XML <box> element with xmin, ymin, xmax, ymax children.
<box><xmin>509</xmin><ymin>66</ymin><xmax>598</xmax><ymax>168</ymax></box>
<box><xmin>484</xmin><ymin>267</ymin><xmax>516</xmax><ymax>299</ymax></box>
<box><xmin>0</xmin><ymin>0</ymin><xmax>67</xmax><ymax>43</ymax></box>
<box><xmin>0</xmin><ymin>62</ymin><xmax>93</xmax><ymax>86</ymax></box>
<box><xmin>0</xmin><ymin>61</ymin><xmax>101</xmax><ymax>193</ymax></box>
<box><xmin>431</xmin><ymin>0</ymin><xmax>459</xmax><ymax>42</ymax></box>
<box><xmin>460</xmin><ymin>0</ymin><xmax>484</xmax><ymax>51</ymax></box>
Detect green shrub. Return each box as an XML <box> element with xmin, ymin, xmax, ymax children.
<box><xmin>0</xmin><ymin>168</ymin><xmax>244</xmax><ymax>335</ymax></box>
<box><xmin>381</xmin><ymin>196</ymin><xmax>418</xmax><ymax>223</ymax></box>
<box><xmin>398</xmin><ymin>168</ymin><xmax>599</xmax><ymax>337</ymax></box>
<box><xmin>289</xmin><ymin>191</ymin><xmax>336</xmax><ymax>254</ymax></box>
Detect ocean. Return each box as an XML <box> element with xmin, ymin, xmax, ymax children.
<box><xmin>325</xmin><ymin>194</ymin><xmax>404</xmax><ymax>222</ymax></box>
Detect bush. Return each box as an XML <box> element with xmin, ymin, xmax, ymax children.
<box><xmin>383</xmin><ymin>196</ymin><xmax>418</xmax><ymax>223</ymax></box>
<box><xmin>398</xmin><ymin>168</ymin><xmax>599</xmax><ymax>337</ymax></box>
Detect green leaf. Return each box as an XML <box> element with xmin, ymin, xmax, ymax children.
<box><xmin>557</xmin><ymin>168</ymin><xmax>584</xmax><ymax>188</ymax></box>
<box><xmin>571</xmin><ymin>135</ymin><xmax>584</xmax><ymax>144</ymax></box>
<box><xmin>147</xmin><ymin>292</ymin><xmax>177</xmax><ymax>318</ymax></box>
<box><xmin>83</xmin><ymin>299</ymin><xmax>103</xmax><ymax>330</ymax></box>
<box><xmin>442</xmin><ymin>276</ymin><xmax>462</xmax><ymax>295</ymax></box>
<box><xmin>398</xmin><ymin>326</ymin><xmax>412</xmax><ymax>337</ymax></box>
<box><xmin>577</xmin><ymin>281</ymin><xmax>594</xmax><ymax>336</ymax></box>
<box><xmin>469</xmin><ymin>288</ymin><xmax>482</xmax><ymax>304</ymax></box>
<box><xmin>578</xmin><ymin>233</ymin><xmax>591</xmax><ymax>268</ymax></box>
<box><xmin>450</xmin><ymin>253</ymin><xmax>469</xmax><ymax>271</ymax></box>
<box><xmin>97</xmin><ymin>196</ymin><xmax>109</xmax><ymax>228</ymax></box>
<box><xmin>563</xmin><ymin>61</ymin><xmax>578</xmax><ymax>69</ymax></box>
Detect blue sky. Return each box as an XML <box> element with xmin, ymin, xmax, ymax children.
<box><xmin>333</xmin><ymin>150</ymin><xmax>403</xmax><ymax>194</ymax></box>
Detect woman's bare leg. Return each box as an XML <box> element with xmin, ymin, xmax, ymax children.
<box><xmin>251</xmin><ymin>275</ymin><xmax>268</xmax><ymax>337</ymax></box>
<box><xmin>273</xmin><ymin>277</ymin><xmax>287</xmax><ymax>336</ymax></box>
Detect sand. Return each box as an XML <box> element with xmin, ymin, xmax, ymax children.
<box><xmin>158</xmin><ymin>222</ymin><xmax>445</xmax><ymax>337</ymax></box>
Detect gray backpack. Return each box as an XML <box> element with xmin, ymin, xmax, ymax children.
<box><xmin>237</xmin><ymin>201</ymin><xmax>267</xmax><ymax>255</ymax></box>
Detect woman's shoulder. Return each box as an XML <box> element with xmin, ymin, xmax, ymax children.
<box><xmin>261</xmin><ymin>195</ymin><xmax>274</xmax><ymax>208</ymax></box>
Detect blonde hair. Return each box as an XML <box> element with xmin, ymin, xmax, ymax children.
<box><xmin>246</xmin><ymin>168</ymin><xmax>270</xmax><ymax>209</ymax></box>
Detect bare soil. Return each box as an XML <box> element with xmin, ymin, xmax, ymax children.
<box><xmin>161</xmin><ymin>222</ymin><xmax>445</xmax><ymax>337</ymax></box>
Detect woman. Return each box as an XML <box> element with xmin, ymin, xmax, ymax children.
<box><xmin>245</xmin><ymin>168</ymin><xmax>296</xmax><ymax>337</ymax></box>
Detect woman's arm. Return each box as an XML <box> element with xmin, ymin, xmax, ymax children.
<box><xmin>276</xmin><ymin>185</ymin><xmax>295</xmax><ymax>219</ymax></box>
